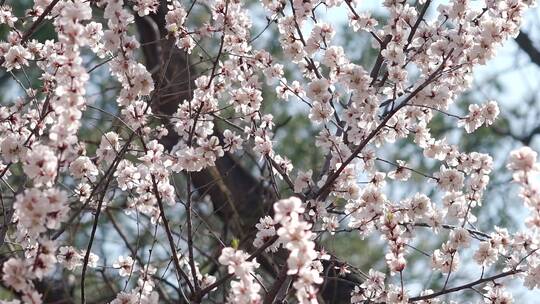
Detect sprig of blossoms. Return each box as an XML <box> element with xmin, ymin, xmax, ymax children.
<box><xmin>459</xmin><ymin>100</ymin><xmax>500</xmax><ymax>133</ymax></box>
<box><xmin>218</xmin><ymin>247</ymin><xmax>262</xmax><ymax>304</ymax></box>
<box><xmin>274</xmin><ymin>197</ymin><xmax>323</xmax><ymax>304</ymax></box>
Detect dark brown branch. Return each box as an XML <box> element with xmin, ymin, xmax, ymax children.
<box><xmin>409</xmin><ymin>269</ymin><xmax>522</xmax><ymax>302</ymax></box>
<box><xmin>315</xmin><ymin>56</ymin><xmax>450</xmax><ymax>201</ymax></box>
<box><xmin>515</xmin><ymin>31</ymin><xmax>540</xmax><ymax>67</ymax></box>
<box><xmin>80</xmin><ymin>131</ymin><xmax>138</xmax><ymax>303</ymax></box>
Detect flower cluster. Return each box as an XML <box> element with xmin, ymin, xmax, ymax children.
<box><xmin>505</xmin><ymin>146</ymin><xmax>540</xmax><ymax>290</ymax></box>
<box><xmin>218</xmin><ymin>247</ymin><xmax>262</xmax><ymax>304</ymax></box>
<box><xmin>3</xmin><ymin>241</ymin><xmax>99</xmax><ymax>303</ymax></box>
<box><xmin>459</xmin><ymin>100</ymin><xmax>500</xmax><ymax>133</ymax></box>
<box><xmin>14</xmin><ymin>188</ymin><xmax>68</xmax><ymax>238</ymax></box>
<box><xmin>274</xmin><ymin>197</ymin><xmax>323</xmax><ymax>303</ymax></box>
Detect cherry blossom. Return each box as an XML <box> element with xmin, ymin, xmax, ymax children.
<box><xmin>0</xmin><ymin>0</ymin><xmax>539</xmax><ymax>303</ymax></box>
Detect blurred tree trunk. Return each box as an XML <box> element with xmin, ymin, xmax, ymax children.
<box><xmin>134</xmin><ymin>1</ymin><xmax>274</xmax><ymax>242</ymax></box>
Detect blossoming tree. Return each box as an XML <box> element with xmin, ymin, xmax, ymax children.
<box><xmin>1</xmin><ymin>0</ymin><xmax>540</xmax><ymax>303</ymax></box>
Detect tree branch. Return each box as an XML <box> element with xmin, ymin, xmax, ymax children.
<box><xmin>515</xmin><ymin>31</ymin><xmax>540</xmax><ymax>67</ymax></box>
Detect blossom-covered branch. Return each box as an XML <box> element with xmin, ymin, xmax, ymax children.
<box><xmin>0</xmin><ymin>0</ymin><xmax>539</xmax><ymax>303</ymax></box>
